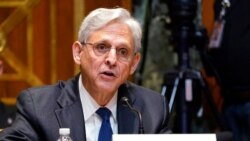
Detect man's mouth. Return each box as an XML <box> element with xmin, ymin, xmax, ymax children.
<box><xmin>102</xmin><ymin>71</ymin><xmax>115</xmax><ymax>77</ymax></box>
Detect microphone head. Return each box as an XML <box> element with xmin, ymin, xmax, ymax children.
<box><xmin>121</xmin><ymin>97</ymin><xmax>129</xmax><ymax>102</ymax></box>
<box><xmin>121</xmin><ymin>97</ymin><xmax>129</xmax><ymax>106</ymax></box>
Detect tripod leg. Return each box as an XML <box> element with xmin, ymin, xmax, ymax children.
<box><xmin>161</xmin><ymin>71</ymin><xmax>194</xmax><ymax>133</ymax></box>
<box><xmin>197</xmin><ymin>72</ymin><xmax>227</xmax><ymax>130</ymax></box>
<box><xmin>161</xmin><ymin>78</ymin><xmax>180</xmax><ymax>113</ymax></box>
<box><xmin>177</xmin><ymin>78</ymin><xmax>192</xmax><ymax>133</ymax></box>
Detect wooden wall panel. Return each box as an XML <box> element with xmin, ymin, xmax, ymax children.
<box><xmin>0</xmin><ymin>0</ymin><xmax>42</xmax><ymax>102</ymax></box>
<box><xmin>56</xmin><ymin>0</ymin><xmax>75</xmax><ymax>80</ymax></box>
<box><xmin>84</xmin><ymin>0</ymin><xmax>132</xmax><ymax>15</ymax></box>
<box><xmin>0</xmin><ymin>0</ymin><xmax>76</xmax><ymax>104</ymax></box>
<box><xmin>32</xmin><ymin>0</ymin><xmax>51</xmax><ymax>83</ymax></box>
<box><xmin>202</xmin><ymin>0</ymin><xmax>215</xmax><ymax>36</ymax></box>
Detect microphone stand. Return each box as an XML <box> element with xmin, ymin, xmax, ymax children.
<box><xmin>121</xmin><ymin>97</ymin><xmax>144</xmax><ymax>134</ymax></box>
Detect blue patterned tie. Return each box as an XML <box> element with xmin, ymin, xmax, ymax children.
<box><xmin>96</xmin><ymin>107</ymin><xmax>113</xmax><ymax>141</ymax></box>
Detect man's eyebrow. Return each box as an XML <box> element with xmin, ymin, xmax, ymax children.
<box><xmin>94</xmin><ymin>40</ymin><xmax>130</xmax><ymax>47</ymax></box>
<box><xmin>117</xmin><ymin>43</ymin><xmax>131</xmax><ymax>49</ymax></box>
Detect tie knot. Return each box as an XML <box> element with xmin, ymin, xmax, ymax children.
<box><xmin>96</xmin><ymin>107</ymin><xmax>111</xmax><ymax>121</ymax></box>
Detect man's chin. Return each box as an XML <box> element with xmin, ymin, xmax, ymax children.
<box><xmin>97</xmin><ymin>82</ymin><xmax>119</xmax><ymax>93</ymax></box>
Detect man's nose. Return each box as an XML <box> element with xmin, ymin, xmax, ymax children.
<box><xmin>105</xmin><ymin>48</ymin><xmax>117</xmax><ymax>65</ymax></box>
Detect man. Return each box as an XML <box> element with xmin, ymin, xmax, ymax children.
<box><xmin>0</xmin><ymin>60</ymin><xmax>16</xmax><ymax>128</ymax></box>
<box><xmin>0</xmin><ymin>101</ymin><xmax>15</xmax><ymax>128</ymax></box>
<box><xmin>208</xmin><ymin>0</ymin><xmax>250</xmax><ymax>141</ymax></box>
<box><xmin>0</xmin><ymin>8</ymin><xmax>169</xmax><ymax>141</ymax></box>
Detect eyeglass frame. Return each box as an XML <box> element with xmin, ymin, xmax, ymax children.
<box><xmin>80</xmin><ymin>41</ymin><xmax>138</xmax><ymax>62</ymax></box>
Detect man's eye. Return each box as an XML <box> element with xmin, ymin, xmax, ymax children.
<box><xmin>118</xmin><ymin>48</ymin><xmax>128</xmax><ymax>56</ymax></box>
<box><xmin>96</xmin><ymin>44</ymin><xmax>109</xmax><ymax>52</ymax></box>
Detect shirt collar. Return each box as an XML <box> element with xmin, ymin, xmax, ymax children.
<box><xmin>78</xmin><ymin>75</ymin><xmax>117</xmax><ymax>122</ymax></box>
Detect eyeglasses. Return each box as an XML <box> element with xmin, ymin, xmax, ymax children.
<box><xmin>81</xmin><ymin>42</ymin><xmax>136</xmax><ymax>62</ymax></box>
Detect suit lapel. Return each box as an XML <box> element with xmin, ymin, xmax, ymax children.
<box><xmin>117</xmin><ymin>83</ymin><xmax>139</xmax><ymax>134</ymax></box>
<box><xmin>55</xmin><ymin>75</ymin><xmax>86</xmax><ymax>141</ymax></box>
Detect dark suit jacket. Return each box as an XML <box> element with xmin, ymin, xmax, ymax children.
<box><xmin>210</xmin><ymin>0</ymin><xmax>250</xmax><ymax>93</ymax></box>
<box><xmin>0</xmin><ymin>75</ymin><xmax>169</xmax><ymax>141</ymax></box>
<box><xmin>0</xmin><ymin>101</ymin><xmax>16</xmax><ymax>128</ymax></box>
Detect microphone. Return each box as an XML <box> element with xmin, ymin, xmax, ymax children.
<box><xmin>121</xmin><ymin>97</ymin><xmax>144</xmax><ymax>134</ymax></box>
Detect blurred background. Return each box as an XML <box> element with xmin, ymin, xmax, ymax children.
<box><xmin>0</xmin><ymin>0</ymin><xmax>219</xmax><ymax>133</ymax></box>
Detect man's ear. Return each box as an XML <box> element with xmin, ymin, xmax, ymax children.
<box><xmin>72</xmin><ymin>41</ymin><xmax>82</xmax><ymax>65</ymax></box>
<box><xmin>130</xmin><ymin>53</ymin><xmax>141</xmax><ymax>75</ymax></box>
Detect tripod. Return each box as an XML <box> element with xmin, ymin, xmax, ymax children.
<box><xmin>161</xmin><ymin>0</ymin><xmax>226</xmax><ymax>133</ymax></box>
<box><xmin>161</xmin><ymin>64</ymin><xmax>225</xmax><ymax>133</ymax></box>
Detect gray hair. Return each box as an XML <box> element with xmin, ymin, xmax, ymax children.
<box><xmin>78</xmin><ymin>8</ymin><xmax>142</xmax><ymax>52</ymax></box>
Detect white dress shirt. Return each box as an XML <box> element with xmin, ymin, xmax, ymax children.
<box><xmin>78</xmin><ymin>75</ymin><xmax>118</xmax><ymax>141</ymax></box>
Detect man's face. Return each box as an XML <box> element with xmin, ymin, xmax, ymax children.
<box><xmin>73</xmin><ymin>21</ymin><xmax>140</xmax><ymax>95</ymax></box>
